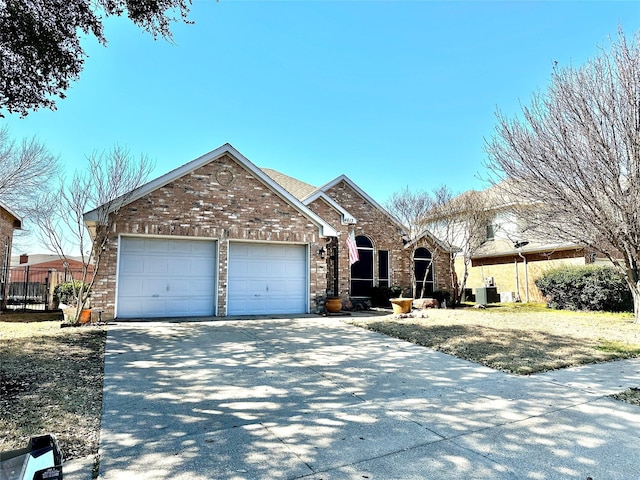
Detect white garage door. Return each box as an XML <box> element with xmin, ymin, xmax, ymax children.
<box><xmin>228</xmin><ymin>242</ymin><xmax>307</xmax><ymax>315</ymax></box>
<box><xmin>117</xmin><ymin>237</ymin><xmax>217</xmax><ymax>318</ymax></box>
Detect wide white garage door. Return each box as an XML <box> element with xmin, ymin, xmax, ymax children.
<box><xmin>228</xmin><ymin>242</ymin><xmax>307</xmax><ymax>315</ymax></box>
<box><xmin>117</xmin><ymin>237</ymin><xmax>217</xmax><ymax>318</ymax></box>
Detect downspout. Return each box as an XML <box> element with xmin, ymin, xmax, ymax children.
<box><xmin>333</xmin><ymin>238</ymin><xmax>339</xmax><ymax>296</ymax></box>
<box><xmin>514</xmin><ymin>258</ymin><xmax>520</xmax><ymax>302</ymax></box>
<box><xmin>518</xmin><ymin>251</ymin><xmax>529</xmax><ymax>303</ymax></box>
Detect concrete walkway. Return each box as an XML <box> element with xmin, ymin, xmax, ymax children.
<box><xmin>91</xmin><ymin>317</ymin><xmax>640</xmax><ymax>479</ymax></box>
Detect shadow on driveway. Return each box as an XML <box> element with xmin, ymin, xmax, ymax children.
<box><xmin>97</xmin><ymin>317</ymin><xmax>640</xmax><ymax>480</ymax></box>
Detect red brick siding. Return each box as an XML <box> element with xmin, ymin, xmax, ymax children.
<box><xmin>307</xmin><ymin>181</ymin><xmax>453</xmax><ymax>300</ymax></box>
<box><xmin>412</xmin><ymin>237</ymin><xmax>452</xmax><ymax>294</ymax></box>
<box><xmin>0</xmin><ymin>209</ymin><xmax>16</xmax><ymax>308</ymax></box>
<box><xmin>309</xmin><ymin>180</ymin><xmax>426</xmax><ymax>299</ymax></box>
<box><xmin>93</xmin><ymin>154</ymin><xmax>328</xmax><ymax>318</ymax></box>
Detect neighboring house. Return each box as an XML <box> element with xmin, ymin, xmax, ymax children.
<box><xmin>84</xmin><ymin>144</ymin><xmax>453</xmax><ymax>320</ymax></box>
<box><xmin>468</xmin><ymin>214</ymin><xmax>592</xmax><ymax>303</ymax></box>
<box><xmin>424</xmin><ymin>185</ymin><xmax>596</xmax><ymax>303</ymax></box>
<box><xmin>10</xmin><ymin>253</ymin><xmax>91</xmax><ymax>271</ymax></box>
<box><xmin>9</xmin><ymin>254</ymin><xmax>94</xmax><ymax>282</ymax></box>
<box><xmin>7</xmin><ymin>254</ymin><xmax>93</xmax><ymax>309</ymax></box>
<box><xmin>0</xmin><ymin>201</ymin><xmax>22</xmax><ymax>309</ymax></box>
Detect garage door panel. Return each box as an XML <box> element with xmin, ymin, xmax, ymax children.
<box><xmin>267</xmin><ymin>279</ymin><xmax>286</xmax><ymax>294</ymax></box>
<box><xmin>268</xmin><ymin>262</ymin><xmax>287</xmax><ymax>277</ymax></box>
<box><xmin>146</xmin><ymin>240</ymin><xmax>169</xmax><ymax>253</ymax></box>
<box><xmin>248</xmin><ymin>261</ymin><xmax>268</xmax><ymax>277</ymax></box>
<box><xmin>285</xmin><ymin>262</ymin><xmax>306</xmax><ymax>276</ymax></box>
<box><xmin>122</xmin><ymin>240</ymin><xmax>147</xmax><ymax>253</ymax></box>
<box><xmin>119</xmin><ymin>256</ymin><xmax>145</xmax><ymax>274</ymax></box>
<box><xmin>189</xmin><ymin>260</ymin><xmax>216</xmax><ymax>276</ymax></box>
<box><xmin>117</xmin><ymin>277</ymin><xmax>144</xmax><ymax>296</ymax></box>
<box><xmin>228</xmin><ymin>242</ymin><xmax>307</xmax><ymax>315</ymax></box>
<box><xmin>145</xmin><ymin>259</ymin><xmax>169</xmax><ymax>274</ymax></box>
<box><xmin>117</xmin><ymin>237</ymin><xmax>216</xmax><ymax>318</ymax></box>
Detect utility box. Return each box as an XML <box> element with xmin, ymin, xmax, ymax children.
<box><xmin>475</xmin><ymin>286</ymin><xmax>499</xmax><ymax>305</ymax></box>
<box><xmin>462</xmin><ymin>288</ymin><xmax>475</xmax><ymax>303</ymax></box>
<box><xmin>500</xmin><ymin>291</ymin><xmax>516</xmax><ymax>303</ymax></box>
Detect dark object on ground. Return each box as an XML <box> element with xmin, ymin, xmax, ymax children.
<box><xmin>0</xmin><ymin>434</ymin><xmax>63</xmax><ymax>480</ymax></box>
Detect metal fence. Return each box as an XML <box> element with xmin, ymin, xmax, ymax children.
<box><xmin>1</xmin><ymin>266</ymin><xmax>87</xmax><ymax>311</ymax></box>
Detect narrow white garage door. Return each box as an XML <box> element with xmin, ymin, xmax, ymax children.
<box><xmin>228</xmin><ymin>243</ymin><xmax>307</xmax><ymax>315</ymax></box>
<box><xmin>117</xmin><ymin>237</ymin><xmax>216</xmax><ymax>318</ymax></box>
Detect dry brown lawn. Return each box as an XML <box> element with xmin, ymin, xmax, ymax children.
<box><xmin>0</xmin><ymin>320</ymin><xmax>106</xmax><ymax>462</ymax></box>
<box><xmin>353</xmin><ymin>304</ymin><xmax>640</xmax><ymax>375</ymax></box>
<box><xmin>2</xmin><ymin>305</ymin><xmax>639</xmax><ymax>466</ymax></box>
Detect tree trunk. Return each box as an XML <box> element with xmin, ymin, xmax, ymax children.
<box><xmin>632</xmin><ymin>283</ymin><xmax>640</xmax><ymax>324</ymax></box>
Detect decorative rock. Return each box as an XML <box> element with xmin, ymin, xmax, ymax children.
<box><xmin>413</xmin><ymin>298</ymin><xmax>439</xmax><ymax>309</ymax></box>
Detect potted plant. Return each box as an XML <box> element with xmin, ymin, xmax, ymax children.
<box><xmin>54</xmin><ymin>281</ymin><xmax>91</xmax><ymax>324</ymax></box>
<box><xmin>390</xmin><ymin>287</ymin><xmax>413</xmax><ymax>314</ymax></box>
<box><xmin>325</xmin><ymin>295</ymin><xmax>342</xmax><ymax>313</ymax></box>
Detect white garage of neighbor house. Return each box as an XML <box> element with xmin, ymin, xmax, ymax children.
<box><xmin>85</xmin><ymin>144</ymin><xmax>337</xmax><ymax>319</ymax></box>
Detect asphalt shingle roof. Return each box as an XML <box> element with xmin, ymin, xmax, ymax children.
<box><xmin>261</xmin><ymin>168</ymin><xmax>318</xmax><ymax>200</ymax></box>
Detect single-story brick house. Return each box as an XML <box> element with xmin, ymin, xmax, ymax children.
<box><xmin>0</xmin><ymin>201</ymin><xmax>22</xmax><ymax>309</ymax></box>
<box><xmin>85</xmin><ymin>144</ymin><xmax>452</xmax><ymax>319</ymax></box>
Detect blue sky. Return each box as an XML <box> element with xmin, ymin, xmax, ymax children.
<box><xmin>4</xmin><ymin>1</ymin><xmax>640</xmax><ymax>253</ymax></box>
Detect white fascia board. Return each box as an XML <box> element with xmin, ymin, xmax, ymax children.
<box><xmin>302</xmin><ymin>191</ymin><xmax>357</xmax><ymax>225</ymax></box>
<box><xmin>404</xmin><ymin>229</ymin><xmax>456</xmax><ymax>252</ymax></box>
<box><xmin>83</xmin><ymin>144</ymin><xmax>337</xmax><ymax>238</ymax></box>
<box><xmin>310</xmin><ymin>174</ymin><xmax>409</xmax><ymax>233</ymax></box>
<box><xmin>471</xmin><ymin>241</ymin><xmax>583</xmax><ymax>260</ymax></box>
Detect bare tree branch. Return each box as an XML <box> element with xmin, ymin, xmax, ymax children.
<box><xmin>34</xmin><ymin>146</ymin><xmax>153</xmax><ymax>323</ymax></box>
<box><xmin>485</xmin><ymin>28</ymin><xmax>640</xmax><ymax>322</ymax></box>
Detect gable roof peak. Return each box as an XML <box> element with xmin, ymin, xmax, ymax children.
<box><xmin>312</xmin><ymin>174</ymin><xmax>408</xmax><ymax>232</ymax></box>
<box><xmin>84</xmin><ymin>144</ymin><xmax>337</xmax><ymax>238</ymax></box>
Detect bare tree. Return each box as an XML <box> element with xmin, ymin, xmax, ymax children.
<box><xmin>386</xmin><ymin>186</ymin><xmax>433</xmax><ymax>240</ymax></box>
<box><xmin>424</xmin><ymin>187</ymin><xmax>492</xmax><ymax>305</ymax></box>
<box><xmin>0</xmin><ymin>127</ymin><xmax>59</xmax><ymax>244</ymax></box>
<box><xmin>387</xmin><ymin>186</ymin><xmax>436</xmax><ymax>297</ymax></box>
<box><xmin>387</xmin><ymin>185</ymin><xmax>490</xmax><ymax>303</ymax></box>
<box><xmin>35</xmin><ymin>146</ymin><xmax>153</xmax><ymax>322</ymax></box>
<box><xmin>485</xmin><ymin>28</ymin><xmax>640</xmax><ymax>322</ymax></box>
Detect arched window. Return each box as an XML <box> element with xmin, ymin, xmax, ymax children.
<box><xmin>350</xmin><ymin>235</ymin><xmax>374</xmax><ymax>296</ymax></box>
<box><xmin>414</xmin><ymin>247</ymin><xmax>434</xmax><ymax>298</ymax></box>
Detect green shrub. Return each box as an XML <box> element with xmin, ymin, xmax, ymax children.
<box><xmin>53</xmin><ymin>281</ymin><xmax>90</xmax><ymax>306</ymax></box>
<box><xmin>369</xmin><ymin>285</ymin><xmax>402</xmax><ymax>307</ymax></box>
<box><xmin>535</xmin><ymin>265</ymin><xmax>632</xmax><ymax>312</ymax></box>
<box><xmin>432</xmin><ymin>290</ymin><xmax>452</xmax><ymax>306</ymax></box>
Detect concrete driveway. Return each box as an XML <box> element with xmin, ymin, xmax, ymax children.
<box><xmin>96</xmin><ymin>316</ymin><xmax>640</xmax><ymax>479</ymax></box>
